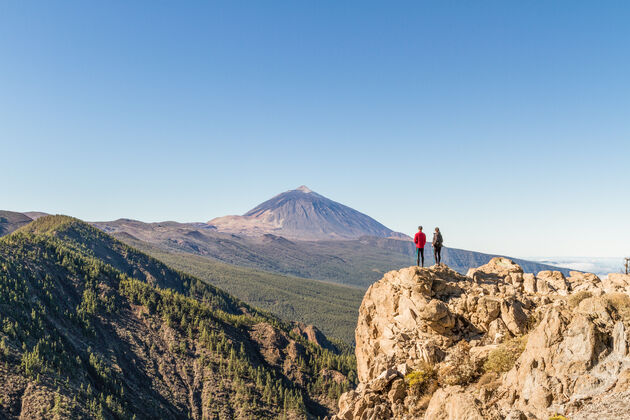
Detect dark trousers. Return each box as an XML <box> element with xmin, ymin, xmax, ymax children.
<box><xmin>417</xmin><ymin>248</ymin><xmax>424</xmax><ymax>267</ymax></box>
<box><xmin>434</xmin><ymin>245</ymin><xmax>442</xmax><ymax>264</ymax></box>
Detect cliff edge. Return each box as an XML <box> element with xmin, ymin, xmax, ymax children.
<box><xmin>333</xmin><ymin>258</ymin><xmax>630</xmax><ymax>419</ymax></box>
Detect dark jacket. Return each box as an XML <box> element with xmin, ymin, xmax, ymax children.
<box><xmin>432</xmin><ymin>232</ymin><xmax>443</xmax><ymax>247</ymax></box>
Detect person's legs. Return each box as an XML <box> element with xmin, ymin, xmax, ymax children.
<box><xmin>435</xmin><ymin>246</ymin><xmax>442</xmax><ymax>264</ymax></box>
<box><xmin>420</xmin><ymin>248</ymin><xmax>424</xmax><ymax>267</ymax></box>
<box><xmin>416</xmin><ymin>248</ymin><xmax>420</xmax><ymax>266</ymax></box>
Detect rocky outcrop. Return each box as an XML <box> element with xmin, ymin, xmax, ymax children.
<box><xmin>333</xmin><ymin>258</ymin><xmax>630</xmax><ymax>420</ymax></box>
<box><xmin>291</xmin><ymin>322</ymin><xmax>338</xmax><ymax>353</ymax></box>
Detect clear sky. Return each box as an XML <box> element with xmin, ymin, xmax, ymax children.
<box><xmin>1</xmin><ymin>1</ymin><xmax>629</xmax><ymax>258</ymax></box>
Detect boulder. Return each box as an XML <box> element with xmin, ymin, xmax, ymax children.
<box><xmin>603</xmin><ymin>273</ymin><xmax>630</xmax><ymax>293</ymax></box>
<box><xmin>423</xmin><ymin>386</ymin><xmax>484</xmax><ymax>420</ymax></box>
<box><xmin>499</xmin><ymin>299</ymin><xmax>528</xmax><ymax>336</ymax></box>
<box><xmin>567</xmin><ymin>271</ymin><xmax>601</xmax><ymax>292</ymax></box>
<box><xmin>523</xmin><ymin>273</ymin><xmax>537</xmax><ymax>294</ymax></box>
<box><xmin>468</xmin><ymin>257</ymin><xmax>524</xmax><ymax>283</ymax></box>
<box><xmin>419</xmin><ymin>299</ymin><xmax>455</xmax><ymax>334</ymax></box>
<box><xmin>537</xmin><ymin>271</ymin><xmax>569</xmax><ymax>294</ymax></box>
<box><xmin>470</xmin><ymin>296</ymin><xmax>501</xmax><ymax>331</ymax></box>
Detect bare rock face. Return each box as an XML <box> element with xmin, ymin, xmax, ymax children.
<box><xmin>500</xmin><ymin>298</ymin><xmax>630</xmax><ymax>419</ymax></box>
<box><xmin>291</xmin><ymin>322</ymin><xmax>337</xmax><ymax>353</ymax></box>
<box><xmin>424</xmin><ymin>386</ymin><xmax>484</xmax><ymax>420</ymax></box>
<box><xmin>467</xmin><ymin>257</ymin><xmax>523</xmax><ymax>280</ymax></box>
<box><xmin>354</xmin><ymin>266</ymin><xmax>463</xmax><ymax>383</ymax></box>
<box><xmin>536</xmin><ymin>270</ymin><xmax>570</xmax><ymax>295</ymax></box>
<box><xmin>602</xmin><ymin>273</ymin><xmax>630</xmax><ymax>293</ymax></box>
<box><xmin>332</xmin><ymin>258</ymin><xmax>630</xmax><ymax>420</ymax></box>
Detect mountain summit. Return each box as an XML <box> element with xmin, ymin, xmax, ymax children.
<box><xmin>208</xmin><ymin>186</ymin><xmax>407</xmax><ymax>241</ymax></box>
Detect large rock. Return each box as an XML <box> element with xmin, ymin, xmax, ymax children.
<box><xmin>423</xmin><ymin>386</ymin><xmax>484</xmax><ymax>420</ymax></box>
<box><xmin>603</xmin><ymin>273</ymin><xmax>630</xmax><ymax>293</ymax></box>
<box><xmin>500</xmin><ymin>297</ymin><xmax>630</xmax><ymax>418</ymax></box>
<box><xmin>419</xmin><ymin>299</ymin><xmax>456</xmax><ymax>334</ymax></box>
<box><xmin>499</xmin><ymin>299</ymin><xmax>528</xmax><ymax>336</ymax></box>
<box><xmin>333</xmin><ymin>262</ymin><xmax>630</xmax><ymax>420</ymax></box>
<box><xmin>467</xmin><ymin>257</ymin><xmax>524</xmax><ymax>283</ymax></box>
<box><xmin>567</xmin><ymin>271</ymin><xmax>602</xmax><ymax>293</ymax></box>
<box><xmin>537</xmin><ymin>271</ymin><xmax>570</xmax><ymax>295</ymax></box>
<box><xmin>355</xmin><ymin>266</ymin><xmax>457</xmax><ymax>383</ymax></box>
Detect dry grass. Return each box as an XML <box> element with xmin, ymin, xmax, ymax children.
<box><xmin>483</xmin><ymin>335</ymin><xmax>528</xmax><ymax>374</ymax></box>
<box><xmin>477</xmin><ymin>372</ymin><xmax>501</xmax><ymax>391</ymax></box>
<box><xmin>568</xmin><ymin>291</ymin><xmax>593</xmax><ymax>308</ymax></box>
<box><xmin>605</xmin><ymin>293</ymin><xmax>630</xmax><ymax>322</ymax></box>
<box><xmin>439</xmin><ymin>341</ymin><xmax>478</xmax><ymax>386</ymax></box>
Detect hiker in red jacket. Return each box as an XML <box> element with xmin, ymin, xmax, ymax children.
<box><xmin>414</xmin><ymin>226</ymin><xmax>427</xmax><ymax>267</ymax></box>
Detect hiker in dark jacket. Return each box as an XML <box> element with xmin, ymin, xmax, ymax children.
<box><xmin>414</xmin><ymin>226</ymin><xmax>426</xmax><ymax>267</ymax></box>
<box><xmin>432</xmin><ymin>227</ymin><xmax>443</xmax><ymax>265</ymax></box>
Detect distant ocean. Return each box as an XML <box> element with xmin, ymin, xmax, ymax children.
<box><xmin>527</xmin><ymin>257</ymin><xmax>625</xmax><ymax>278</ymax></box>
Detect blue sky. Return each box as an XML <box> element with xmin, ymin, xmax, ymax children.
<box><xmin>1</xmin><ymin>1</ymin><xmax>629</xmax><ymax>258</ymax></box>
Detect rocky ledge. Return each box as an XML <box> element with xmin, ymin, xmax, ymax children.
<box><xmin>332</xmin><ymin>258</ymin><xmax>630</xmax><ymax>420</ymax></box>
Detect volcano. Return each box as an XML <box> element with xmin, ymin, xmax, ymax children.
<box><xmin>208</xmin><ymin>185</ymin><xmax>407</xmax><ymax>241</ymax></box>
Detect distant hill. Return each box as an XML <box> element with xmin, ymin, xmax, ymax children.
<box><xmin>208</xmin><ymin>186</ymin><xmax>408</xmax><ymax>240</ymax></box>
<box><xmin>0</xmin><ymin>216</ymin><xmax>355</xmax><ymax>418</ymax></box>
<box><xmin>95</xmin><ymin>218</ymin><xmax>573</xmax><ymax>289</ymax></box>
<box><xmin>0</xmin><ymin>210</ymin><xmax>32</xmax><ymax>236</ymax></box>
<box><xmin>22</xmin><ymin>211</ymin><xmax>49</xmax><ymax>220</ymax></box>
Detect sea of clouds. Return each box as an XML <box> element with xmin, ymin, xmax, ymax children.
<box><xmin>528</xmin><ymin>257</ymin><xmax>626</xmax><ymax>278</ymax></box>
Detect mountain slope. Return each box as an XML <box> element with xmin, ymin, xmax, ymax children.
<box><xmin>0</xmin><ymin>216</ymin><xmax>356</xmax><ymax>419</ymax></box>
<box><xmin>0</xmin><ymin>210</ymin><xmax>32</xmax><ymax>236</ymax></box>
<box><xmin>121</xmin><ymin>239</ymin><xmax>364</xmax><ymax>345</ymax></box>
<box><xmin>95</xmin><ymin>218</ymin><xmax>572</xmax><ymax>288</ymax></box>
<box><xmin>208</xmin><ymin>186</ymin><xmax>407</xmax><ymax>240</ymax></box>
<box><xmin>22</xmin><ymin>211</ymin><xmax>49</xmax><ymax>220</ymax></box>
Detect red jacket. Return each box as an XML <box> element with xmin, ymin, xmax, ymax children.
<box><xmin>414</xmin><ymin>231</ymin><xmax>426</xmax><ymax>248</ymax></box>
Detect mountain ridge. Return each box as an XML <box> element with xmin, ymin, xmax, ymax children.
<box><xmin>0</xmin><ymin>215</ymin><xmax>356</xmax><ymax>418</ymax></box>
<box><xmin>0</xmin><ymin>210</ymin><xmax>33</xmax><ymax>236</ymax></box>
<box><xmin>92</xmin><ymin>217</ymin><xmax>575</xmax><ymax>287</ymax></box>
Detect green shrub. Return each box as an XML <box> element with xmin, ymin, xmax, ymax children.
<box><xmin>483</xmin><ymin>336</ymin><xmax>527</xmax><ymax>374</ymax></box>
<box><xmin>405</xmin><ymin>362</ymin><xmax>437</xmax><ymax>395</ymax></box>
<box><xmin>549</xmin><ymin>415</ymin><xmax>569</xmax><ymax>420</ymax></box>
<box><xmin>0</xmin><ymin>337</ymin><xmax>9</xmax><ymax>358</ymax></box>
<box><xmin>20</xmin><ymin>346</ymin><xmax>43</xmax><ymax>377</ymax></box>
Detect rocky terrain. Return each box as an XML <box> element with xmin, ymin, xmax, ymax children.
<box><xmin>332</xmin><ymin>258</ymin><xmax>630</xmax><ymax>420</ymax></box>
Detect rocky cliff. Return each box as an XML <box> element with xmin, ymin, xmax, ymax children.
<box><xmin>332</xmin><ymin>258</ymin><xmax>630</xmax><ymax>420</ymax></box>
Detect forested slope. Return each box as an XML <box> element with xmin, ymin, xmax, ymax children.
<box><xmin>0</xmin><ymin>216</ymin><xmax>356</xmax><ymax>419</ymax></box>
